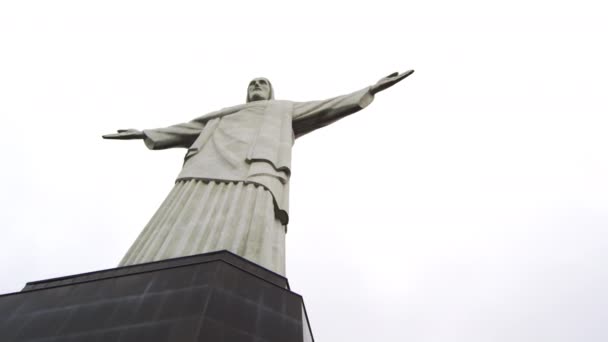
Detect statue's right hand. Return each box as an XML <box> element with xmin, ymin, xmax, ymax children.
<box><xmin>102</xmin><ymin>129</ymin><xmax>145</xmax><ymax>140</ymax></box>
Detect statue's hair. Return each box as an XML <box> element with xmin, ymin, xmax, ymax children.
<box><xmin>246</xmin><ymin>77</ymin><xmax>274</xmax><ymax>102</ymax></box>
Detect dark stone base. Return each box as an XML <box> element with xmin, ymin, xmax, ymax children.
<box><xmin>0</xmin><ymin>251</ymin><xmax>314</xmax><ymax>342</ymax></box>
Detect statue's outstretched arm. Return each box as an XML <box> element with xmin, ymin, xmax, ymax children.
<box><xmin>292</xmin><ymin>70</ymin><xmax>414</xmax><ymax>138</ymax></box>
<box><xmin>103</xmin><ymin>129</ymin><xmax>145</xmax><ymax>140</ymax></box>
<box><xmin>103</xmin><ymin>121</ymin><xmax>206</xmax><ymax>150</ymax></box>
<box><xmin>292</xmin><ymin>88</ymin><xmax>373</xmax><ymax>138</ymax></box>
<box><xmin>103</xmin><ymin>103</ymin><xmax>245</xmax><ymax>149</ymax></box>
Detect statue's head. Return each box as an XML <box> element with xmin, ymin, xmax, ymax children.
<box><xmin>247</xmin><ymin>77</ymin><xmax>274</xmax><ymax>102</ymax></box>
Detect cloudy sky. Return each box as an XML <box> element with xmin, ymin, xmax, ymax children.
<box><xmin>1</xmin><ymin>1</ymin><xmax>607</xmax><ymax>341</ymax></box>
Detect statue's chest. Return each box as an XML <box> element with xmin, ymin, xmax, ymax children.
<box><xmin>216</xmin><ymin>107</ymin><xmax>265</xmax><ymax>141</ymax></box>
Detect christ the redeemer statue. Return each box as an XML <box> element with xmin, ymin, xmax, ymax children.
<box><xmin>104</xmin><ymin>70</ymin><xmax>414</xmax><ymax>275</ymax></box>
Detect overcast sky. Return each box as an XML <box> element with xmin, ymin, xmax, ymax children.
<box><xmin>1</xmin><ymin>1</ymin><xmax>607</xmax><ymax>341</ymax></box>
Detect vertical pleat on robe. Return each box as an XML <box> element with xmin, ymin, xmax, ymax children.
<box><xmin>119</xmin><ymin>179</ymin><xmax>286</xmax><ymax>275</ymax></box>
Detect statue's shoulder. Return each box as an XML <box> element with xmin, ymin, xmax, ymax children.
<box><xmin>245</xmin><ymin>99</ymin><xmax>292</xmax><ymax>106</ymax></box>
<box><xmin>195</xmin><ymin>101</ymin><xmax>296</xmax><ymax>122</ymax></box>
<box><xmin>191</xmin><ymin>103</ymin><xmax>249</xmax><ymax>122</ymax></box>
<box><xmin>270</xmin><ymin>99</ymin><xmax>293</xmax><ymax>105</ymax></box>
<box><xmin>265</xmin><ymin>100</ymin><xmax>296</xmax><ymax>117</ymax></box>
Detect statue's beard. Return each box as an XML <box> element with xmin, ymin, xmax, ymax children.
<box><xmin>248</xmin><ymin>92</ymin><xmax>268</xmax><ymax>102</ymax></box>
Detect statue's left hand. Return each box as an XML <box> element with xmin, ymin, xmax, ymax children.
<box><xmin>370</xmin><ymin>70</ymin><xmax>415</xmax><ymax>95</ymax></box>
<box><xmin>102</xmin><ymin>129</ymin><xmax>145</xmax><ymax>140</ymax></box>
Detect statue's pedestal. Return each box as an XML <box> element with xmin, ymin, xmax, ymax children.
<box><xmin>0</xmin><ymin>251</ymin><xmax>314</xmax><ymax>342</ymax></box>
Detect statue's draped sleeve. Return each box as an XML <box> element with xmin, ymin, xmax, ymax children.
<box><xmin>142</xmin><ymin>104</ymin><xmax>246</xmax><ymax>150</ymax></box>
<box><xmin>291</xmin><ymin>86</ymin><xmax>374</xmax><ymax>138</ymax></box>
<box><xmin>142</xmin><ymin>121</ymin><xmax>206</xmax><ymax>150</ymax></box>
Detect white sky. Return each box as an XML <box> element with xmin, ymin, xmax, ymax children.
<box><xmin>1</xmin><ymin>1</ymin><xmax>607</xmax><ymax>341</ymax></box>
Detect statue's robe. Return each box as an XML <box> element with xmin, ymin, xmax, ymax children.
<box><xmin>119</xmin><ymin>87</ymin><xmax>374</xmax><ymax>275</ymax></box>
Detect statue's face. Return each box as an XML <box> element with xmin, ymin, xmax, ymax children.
<box><xmin>247</xmin><ymin>78</ymin><xmax>271</xmax><ymax>102</ymax></box>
